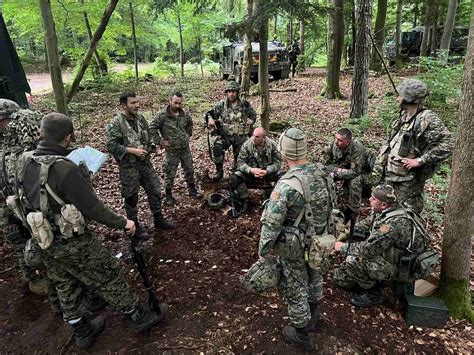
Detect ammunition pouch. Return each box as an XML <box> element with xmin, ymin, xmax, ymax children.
<box><xmin>275</xmin><ymin>226</ymin><xmax>304</xmax><ymax>260</ymax></box>
<box><xmin>306</xmin><ymin>233</ymin><xmax>336</xmax><ymax>271</ymax></box>
<box><xmin>26</xmin><ymin>212</ymin><xmax>55</xmax><ymax>250</ymax></box>
<box><xmin>55</xmin><ymin>204</ymin><xmax>86</xmax><ymax>239</ymax></box>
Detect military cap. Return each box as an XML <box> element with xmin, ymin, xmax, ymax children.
<box><xmin>372</xmin><ymin>184</ymin><xmax>397</xmax><ymax>204</ymax></box>
<box><xmin>278</xmin><ymin>127</ymin><xmax>307</xmax><ymax>161</ymax></box>
<box><xmin>225</xmin><ymin>81</ymin><xmax>241</xmax><ymax>92</ymax></box>
<box><xmin>396</xmin><ymin>79</ymin><xmax>429</xmax><ymax>104</ymax></box>
<box><xmin>0</xmin><ymin>99</ymin><xmax>20</xmax><ymax>119</ymax></box>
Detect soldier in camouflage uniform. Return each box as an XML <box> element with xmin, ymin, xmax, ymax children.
<box><xmin>106</xmin><ymin>92</ymin><xmax>175</xmax><ymax>240</ymax></box>
<box><xmin>259</xmin><ymin>128</ymin><xmax>335</xmax><ymax>351</ymax></box>
<box><xmin>205</xmin><ymin>81</ymin><xmax>257</xmax><ymax>180</ymax></box>
<box><xmin>18</xmin><ymin>113</ymin><xmax>167</xmax><ymax>349</ymax></box>
<box><xmin>149</xmin><ymin>92</ymin><xmax>202</xmax><ymax>206</ymax></box>
<box><xmin>374</xmin><ymin>79</ymin><xmax>453</xmax><ymax>213</ymax></box>
<box><xmin>324</xmin><ymin>128</ymin><xmax>365</xmax><ymax>222</ymax></box>
<box><xmin>230</xmin><ymin>127</ymin><xmax>282</xmax><ymax>211</ymax></box>
<box><xmin>334</xmin><ymin>184</ymin><xmax>427</xmax><ymax>308</ymax></box>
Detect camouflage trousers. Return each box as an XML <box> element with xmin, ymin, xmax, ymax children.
<box><xmin>213</xmin><ymin>134</ymin><xmax>248</xmax><ymax>167</ymax></box>
<box><xmin>385</xmin><ymin>178</ymin><xmax>424</xmax><ymax>213</ymax></box>
<box><xmin>41</xmin><ymin>232</ymin><xmax>138</xmax><ymax>321</ymax></box>
<box><xmin>278</xmin><ymin>258</ymin><xmax>323</xmax><ymax>328</ymax></box>
<box><xmin>336</xmin><ymin>176</ymin><xmax>362</xmax><ymax>213</ymax></box>
<box><xmin>118</xmin><ymin>158</ymin><xmax>163</xmax><ymax>217</ymax></box>
<box><xmin>163</xmin><ymin>146</ymin><xmax>195</xmax><ymax>191</ymax></box>
<box><xmin>230</xmin><ymin>171</ymin><xmax>280</xmax><ymax>201</ymax></box>
<box><xmin>333</xmin><ymin>254</ymin><xmax>397</xmax><ymax>290</ymax></box>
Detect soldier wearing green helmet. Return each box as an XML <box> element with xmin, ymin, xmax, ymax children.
<box><xmin>373</xmin><ymin>78</ymin><xmax>454</xmax><ymax>213</ymax></box>
<box><xmin>205</xmin><ymin>81</ymin><xmax>257</xmax><ymax>180</ymax></box>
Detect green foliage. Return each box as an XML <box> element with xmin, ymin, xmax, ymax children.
<box><xmin>345</xmin><ymin>115</ymin><xmax>373</xmax><ymax>135</ymax></box>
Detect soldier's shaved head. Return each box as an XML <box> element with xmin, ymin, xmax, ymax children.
<box><xmin>253</xmin><ymin>127</ymin><xmax>266</xmax><ymax>146</ymax></box>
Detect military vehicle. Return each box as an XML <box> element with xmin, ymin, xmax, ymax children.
<box><xmin>0</xmin><ymin>12</ymin><xmax>30</xmax><ymax>108</ymax></box>
<box><xmin>383</xmin><ymin>26</ymin><xmax>469</xmax><ymax>64</ymax></box>
<box><xmin>219</xmin><ymin>41</ymin><xmax>290</xmax><ymax>82</ymax></box>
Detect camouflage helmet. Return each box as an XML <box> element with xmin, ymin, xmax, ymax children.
<box><xmin>225</xmin><ymin>81</ymin><xmax>241</xmax><ymax>92</ymax></box>
<box><xmin>207</xmin><ymin>192</ymin><xmax>226</xmax><ymax>210</ymax></box>
<box><xmin>240</xmin><ymin>258</ymin><xmax>280</xmax><ymax>294</ymax></box>
<box><xmin>0</xmin><ymin>99</ymin><xmax>20</xmax><ymax>119</ymax></box>
<box><xmin>396</xmin><ymin>79</ymin><xmax>429</xmax><ymax>104</ymax></box>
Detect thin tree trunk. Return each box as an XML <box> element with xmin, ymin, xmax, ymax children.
<box><xmin>325</xmin><ymin>0</ymin><xmax>344</xmax><ymax>99</ymax></box>
<box><xmin>81</xmin><ymin>0</ymin><xmax>106</xmax><ymax>76</ymax></box>
<box><xmin>439</xmin><ymin>3</ymin><xmax>474</xmax><ymax>322</ymax></box>
<box><xmin>38</xmin><ymin>0</ymin><xmax>67</xmax><ymax>114</ymax></box>
<box><xmin>66</xmin><ymin>0</ymin><xmax>118</xmax><ymax>102</ymax></box>
<box><xmin>241</xmin><ymin>0</ymin><xmax>254</xmax><ymax>99</ymax></box>
<box><xmin>430</xmin><ymin>1</ymin><xmax>439</xmax><ymax>55</ymax></box>
<box><xmin>274</xmin><ymin>15</ymin><xmax>278</xmax><ymax>38</ymax></box>
<box><xmin>370</xmin><ymin>0</ymin><xmax>387</xmax><ymax>72</ymax></box>
<box><xmin>256</xmin><ymin>0</ymin><xmax>270</xmax><ymax>130</ymax></box>
<box><xmin>414</xmin><ymin>1</ymin><xmax>419</xmax><ymax>27</ymax></box>
<box><xmin>289</xmin><ymin>16</ymin><xmax>293</xmax><ymax>44</ymax></box>
<box><xmin>440</xmin><ymin>0</ymin><xmax>458</xmax><ymax>52</ymax></box>
<box><xmin>420</xmin><ymin>0</ymin><xmax>436</xmax><ymax>57</ymax></box>
<box><xmin>177</xmin><ymin>8</ymin><xmax>184</xmax><ymax>78</ymax></box>
<box><xmin>129</xmin><ymin>0</ymin><xmax>138</xmax><ymax>82</ymax></box>
<box><xmin>395</xmin><ymin>0</ymin><xmax>403</xmax><ymax>67</ymax></box>
<box><xmin>350</xmin><ymin>0</ymin><xmax>372</xmax><ymax>118</ymax></box>
<box><xmin>198</xmin><ymin>36</ymin><xmax>204</xmax><ymax>78</ymax></box>
<box><xmin>299</xmin><ymin>20</ymin><xmax>305</xmax><ymax>53</ymax></box>
<box><xmin>349</xmin><ymin>0</ymin><xmax>356</xmax><ymax>66</ymax></box>
<box><xmin>229</xmin><ymin>0</ymin><xmax>234</xmax><ymax>17</ymax></box>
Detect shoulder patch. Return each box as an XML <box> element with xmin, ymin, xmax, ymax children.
<box><xmin>379</xmin><ymin>224</ymin><xmax>391</xmax><ymax>234</ymax></box>
<box><xmin>270</xmin><ymin>190</ymin><xmax>280</xmax><ymax>201</ymax></box>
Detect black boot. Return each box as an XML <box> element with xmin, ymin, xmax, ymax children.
<box><xmin>165</xmin><ymin>188</ymin><xmax>176</xmax><ymax>206</ymax></box>
<box><xmin>308</xmin><ymin>302</ymin><xmax>320</xmax><ymax>331</ymax></box>
<box><xmin>71</xmin><ymin>316</ymin><xmax>106</xmax><ymax>349</ymax></box>
<box><xmin>282</xmin><ymin>324</ymin><xmax>314</xmax><ymax>351</ymax></box>
<box><xmin>154</xmin><ymin>212</ymin><xmax>176</xmax><ymax>229</ymax></box>
<box><xmin>351</xmin><ymin>284</ymin><xmax>384</xmax><ymax>308</ymax></box>
<box><xmin>126</xmin><ymin>303</ymin><xmax>168</xmax><ymax>333</ymax></box>
<box><xmin>133</xmin><ymin>219</ymin><xmax>150</xmax><ymax>240</ymax></box>
<box><xmin>188</xmin><ymin>183</ymin><xmax>203</xmax><ymax>198</ymax></box>
<box><xmin>212</xmin><ymin>163</ymin><xmax>224</xmax><ymax>181</ymax></box>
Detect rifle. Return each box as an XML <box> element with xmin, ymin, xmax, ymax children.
<box><xmin>228</xmin><ymin>185</ymin><xmax>239</xmax><ymax>218</ymax></box>
<box><xmin>205</xmin><ymin>110</ymin><xmax>231</xmax><ymax>147</ymax></box>
<box><xmin>129</xmin><ymin>234</ymin><xmax>163</xmax><ymax>314</ymax></box>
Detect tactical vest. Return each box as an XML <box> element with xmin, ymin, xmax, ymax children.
<box><xmin>7</xmin><ymin>152</ymin><xmax>86</xmax><ymax>249</ymax></box>
<box><xmin>219</xmin><ymin>100</ymin><xmax>252</xmax><ymax>136</ymax></box>
<box><xmin>383</xmin><ymin>109</ymin><xmax>431</xmax><ymax>182</ymax></box>
<box><xmin>117</xmin><ymin>114</ymin><xmax>150</xmax><ymax>149</ymax></box>
<box><xmin>247</xmin><ymin>139</ymin><xmax>277</xmax><ymax>169</ymax></box>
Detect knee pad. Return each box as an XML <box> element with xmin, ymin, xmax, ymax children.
<box><xmin>124</xmin><ymin>194</ymin><xmax>139</xmax><ymax>208</ymax></box>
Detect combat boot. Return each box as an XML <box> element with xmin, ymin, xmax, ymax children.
<box><xmin>153</xmin><ymin>212</ymin><xmax>176</xmax><ymax>229</ymax></box>
<box><xmin>212</xmin><ymin>163</ymin><xmax>224</xmax><ymax>181</ymax></box>
<box><xmin>188</xmin><ymin>183</ymin><xmax>203</xmax><ymax>198</ymax></box>
<box><xmin>126</xmin><ymin>303</ymin><xmax>168</xmax><ymax>333</ymax></box>
<box><xmin>351</xmin><ymin>284</ymin><xmax>384</xmax><ymax>308</ymax></box>
<box><xmin>133</xmin><ymin>219</ymin><xmax>150</xmax><ymax>241</ymax></box>
<box><xmin>71</xmin><ymin>316</ymin><xmax>106</xmax><ymax>349</ymax></box>
<box><xmin>282</xmin><ymin>324</ymin><xmax>314</xmax><ymax>351</ymax></box>
<box><xmin>308</xmin><ymin>302</ymin><xmax>320</xmax><ymax>331</ymax></box>
<box><xmin>165</xmin><ymin>188</ymin><xmax>176</xmax><ymax>206</ymax></box>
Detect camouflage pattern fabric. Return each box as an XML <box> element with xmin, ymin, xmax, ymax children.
<box><xmin>374</xmin><ymin>108</ymin><xmax>453</xmax><ymax>213</ymax></box>
<box><xmin>149</xmin><ymin>107</ymin><xmax>196</xmax><ymax>190</ymax></box>
<box><xmin>259</xmin><ymin>163</ymin><xmax>333</xmax><ymax>328</ymax></box>
<box><xmin>324</xmin><ymin>138</ymin><xmax>365</xmax><ymax>212</ymax></box>
<box><xmin>213</xmin><ymin>133</ymin><xmax>248</xmax><ymax>166</ymax></box>
<box><xmin>40</xmin><ymin>233</ymin><xmax>138</xmax><ymax>321</ymax></box>
<box><xmin>5</xmin><ymin>109</ymin><xmax>41</xmax><ymax>150</ymax></box>
<box><xmin>334</xmin><ymin>207</ymin><xmax>426</xmax><ymax>289</ymax></box>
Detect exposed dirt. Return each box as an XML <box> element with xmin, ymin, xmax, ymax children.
<box><xmin>1</xmin><ymin>68</ymin><xmax>473</xmax><ymax>354</ymax></box>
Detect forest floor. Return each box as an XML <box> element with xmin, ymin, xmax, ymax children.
<box><xmin>1</xmin><ymin>68</ymin><xmax>473</xmax><ymax>354</ymax></box>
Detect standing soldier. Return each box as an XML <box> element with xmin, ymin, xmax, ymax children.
<box><xmin>287</xmin><ymin>40</ymin><xmax>300</xmax><ymax>77</ymax></box>
<box><xmin>324</xmin><ymin>128</ymin><xmax>365</xmax><ymax>224</ymax></box>
<box><xmin>374</xmin><ymin>79</ymin><xmax>453</xmax><ymax>213</ymax></box>
<box><xmin>258</xmin><ymin>128</ymin><xmax>335</xmax><ymax>351</ymax></box>
<box><xmin>149</xmin><ymin>92</ymin><xmax>202</xmax><ymax>206</ymax></box>
<box><xmin>205</xmin><ymin>81</ymin><xmax>257</xmax><ymax>180</ymax></box>
<box><xmin>15</xmin><ymin>113</ymin><xmax>168</xmax><ymax>349</ymax></box>
<box><xmin>106</xmin><ymin>92</ymin><xmax>175</xmax><ymax>240</ymax></box>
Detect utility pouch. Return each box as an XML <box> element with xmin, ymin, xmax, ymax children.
<box><xmin>412</xmin><ymin>249</ymin><xmax>440</xmax><ymax>279</ymax></box>
<box><xmin>26</xmin><ymin>212</ymin><xmax>54</xmax><ymax>249</ymax></box>
<box><xmin>306</xmin><ymin>234</ymin><xmax>336</xmax><ymax>270</ymax></box>
<box><xmin>56</xmin><ymin>204</ymin><xmax>85</xmax><ymax>239</ymax></box>
<box><xmin>398</xmin><ymin>254</ymin><xmax>416</xmax><ymax>282</ymax></box>
<box><xmin>398</xmin><ymin>132</ymin><xmax>413</xmax><ymax>157</ymax></box>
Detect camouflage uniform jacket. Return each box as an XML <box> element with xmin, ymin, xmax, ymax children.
<box><xmin>341</xmin><ymin>207</ymin><xmax>426</xmax><ymax>263</ymax></box>
<box><xmin>211</xmin><ymin>99</ymin><xmax>257</xmax><ymax>136</ymax></box>
<box><xmin>259</xmin><ymin>163</ymin><xmax>333</xmax><ymax>257</ymax></box>
<box><xmin>237</xmin><ymin>137</ymin><xmax>282</xmax><ymax>174</ymax></box>
<box><xmin>379</xmin><ymin>108</ymin><xmax>453</xmax><ymax>182</ymax></box>
<box><xmin>149</xmin><ymin>106</ymin><xmax>193</xmax><ymax>150</ymax></box>
<box><xmin>106</xmin><ymin>112</ymin><xmax>152</xmax><ymax>162</ymax></box>
<box><xmin>323</xmin><ymin>138</ymin><xmax>365</xmax><ymax>180</ymax></box>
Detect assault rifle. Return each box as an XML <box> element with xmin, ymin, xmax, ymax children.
<box><xmin>205</xmin><ymin>110</ymin><xmax>231</xmax><ymax>147</ymax></box>
<box><xmin>129</xmin><ymin>235</ymin><xmax>163</xmax><ymax>314</ymax></box>
<box><xmin>228</xmin><ymin>185</ymin><xmax>239</xmax><ymax>218</ymax></box>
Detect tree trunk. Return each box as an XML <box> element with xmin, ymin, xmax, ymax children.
<box><xmin>370</xmin><ymin>0</ymin><xmax>387</xmax><ymax>72</ymax></box>
<box><xmin>349</xmin><ymin>0</ymin><xmax>356</xmax><ymax>66</ymax></box>
<box><xmin>439</xmin><ymin>3</ymin><xmax>474</xmax><ymax>323</ymax></box>
<box><xmin>274</xmin><ymin>15</ymin><xmax>278</xmax><ymax>38</ymax></box>
<box><xmin>240</xmin><ymin>0</ymin><xmax>254</xmax><ymax>99</ymax></box>
<box><xmin>177</xmin><ymin>8</ymin><xmax>184</xmax><ymax>78</ymax></box>
<box><xmin>229</xmin><ymin>0</ymin><xmax>234</xmax><ymax>17</ymax></box>
<box><xmin>198</xmin><ymin>36</ymin><xmax>204</xmax><ymax>78</ymax></box>
<box><xmin>38</xmin><ymin>0</ymin><xmax>67</xmax><ymax>114</ymax></box>
<box><xmin>349</xmin><ymin>0</ymin><xmax>372</xmax><ymax>119</ymax></box>
<box><xmin>256</xmin><ymin>0</ymin><xmax>270</xmax><ymax>130</ymax></box>
<box><xmin>129</xmin><ymin>1</ymin><xmax>138</xmax><ymax>82</ymax></box>
<box><xmin>440</xmin><ymin>0</ymin><xmax>458</xmax><ymax>52</ymax></box>
<box><xmin>430</xmin><ymin>1</ymin><xmax>439</xmax><ymax>55</ymax></box>
<box><xmin>325</xmin><ymin>0</ymin><xmax>344</xmax><ymax>99</ymax></box>
<box><xmin>66</xmin><ymin>0</ymin><xmax>118</xmax><ymax>102</ymax></box>
<box><xmin>420</xmin><ymin>0</ymin><xmax>436</xmax><ymax>57</ymax></box>
<box><xmin>413</xmin><ymin>0</ymin><xmax>419</xmax><ymax>27</ymax></box>
<box><xmin>289</xmin><ymin>17</ymin><xmax>293</xmax><ymax>44</ymax></box>
<box><xmin>395</xmin><ymin>0</ymin><xmax>403</xmax><ymax>67</ymax></box>
<box><xmin>299</xmin><ymin>20</ymin><xmax>305</xmax><ymax>53</ymax></box>
<box><xmin>81</xmin><ymin>0</ymin><xmax>107</xmax><ymax>76</ymax></box>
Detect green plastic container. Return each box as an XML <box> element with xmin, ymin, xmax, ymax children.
<box><xmin>405</xmin><ymin>295</ymin><xmax>449</xmax><ymax>328</ymax></box>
